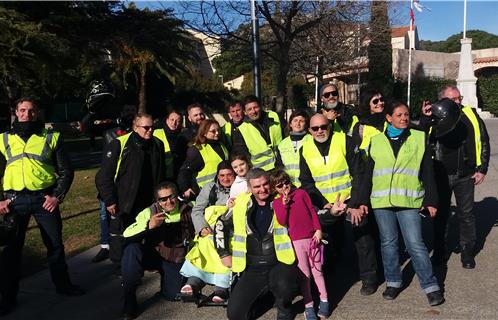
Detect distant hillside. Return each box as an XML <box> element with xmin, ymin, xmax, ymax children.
<box><xmin>420</xmin><ymin>30</ymin><xmax>498</xmax><ymax>52</ymax></box>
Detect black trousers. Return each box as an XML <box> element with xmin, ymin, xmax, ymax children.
<box><xmin>323</xmin><ymin>215</ymin><xmax>378</xmax><ymax>284</ymax></box>
<box><xmin>433</xmin><ymin>172</ymin><xmax>476</xmax><ymax>257</ymax></box>
<box><xmin>109</xmin><ymin>213</ymin><xmax>136</xmax><ymax>265</ymax></box>
<box><xmin>227</xmin><ymin>263</ymin><xmax>300</xmax><ymax>320</ymax></box>
<box><xmin>121</xmin><ymin>243</ymin><xmax>183</xmax><ymax>300</ymax></box>
<box><xmin>0</xmin><ymin>191</ymin><xmax>72</xmax><ymax>302</ymax></box>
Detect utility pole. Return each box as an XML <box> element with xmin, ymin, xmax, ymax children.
<box><xmin>251</xmin><ymin>0</ymin><xmax>262</xmax><ymax>99</ymax></box>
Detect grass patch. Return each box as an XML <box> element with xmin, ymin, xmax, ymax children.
<box><xmin>22</xmin><ymin>168</ymin><xmax>101</xmax><ymax>276</ymax></box>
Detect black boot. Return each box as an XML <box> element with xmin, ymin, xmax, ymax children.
<box><xmin>122</xmin><ymin>290</ymin><xmax>138</xmax><ymax>320</ymax></box>
<box><xmin>461</xmin><ymin>245</ymin><xmax>476</xmax><ymax>269</ymax></box>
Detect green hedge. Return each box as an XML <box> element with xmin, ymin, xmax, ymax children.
<box><xmin>478</xmin><ymin>74</ymin><xmax>498</xmax><ymax>116</ymax></box>
<box><xmin>393</xmin><ymin>78</ymin><xmax>456</xmax><ymax>119</ymax></box>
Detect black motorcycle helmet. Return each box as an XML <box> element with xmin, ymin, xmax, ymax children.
<box><xmin>431</xmin><ymin>98</ymin><xmax>461</xmax><ymax>137</ymax></box>
<box><xmin>86</xmin><ymin>80</ymin><xmax>114</xmax><ymax>114</ymax></box>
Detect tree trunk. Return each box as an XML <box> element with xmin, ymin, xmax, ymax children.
<box><xmin>275</xmin><ymin>58</ymin><xmax>289</xmax><ymax>113</ymax></box>
<box><xmin>138</xmin><ymin>69</ymin><xmax>147</xmax><ymax>114</ymax></box>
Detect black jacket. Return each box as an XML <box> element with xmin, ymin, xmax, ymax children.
<box><xmin>95</xmin><ymin>132</ymin><xmax>166</xmax><ymax>215</ymax></box>
<box><xmin>177</xmin><ymin>141</ymin><xmax>227</xmax><ymax>196</ymax></box>
<box><xmin>299</xmin><ymin>132</ymin><xmax>362</xmax><ymax>209</ymax></box>
<box><xmin>320</xmin><ymin>102</ymin><xmax>358</xmax><ymax>135</ymax></box>
<box><xmin>351</xmin><ymin>113</ymin><xmax>386</xmax><ymax>148</ymax></box>
<box><xmin>355</xmin><ymin>129</ymin><xmax>438</xmax><ymax>208</ymax></box>
<box><xmin>419</xmin><ymin>107</ymin><xmax>490</xmax><ymax>176</ymax></box>
<box><xmin>0</xmin><ymin>123</ymin><xmax>73</xmax><ymax>201</ymax></box>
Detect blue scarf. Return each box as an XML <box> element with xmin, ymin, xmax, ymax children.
<box><xmin>386</xmin><ymin>123</ymin><xmax>404</xmax><ymax>138</ymax></box>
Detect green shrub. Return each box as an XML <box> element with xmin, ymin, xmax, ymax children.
<box><xmin>478</xmin><ymin>73</ymin><xmax>498</xmax><ymax>116</ymax></box>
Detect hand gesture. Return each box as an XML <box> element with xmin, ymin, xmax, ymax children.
<box><xmin>331</xmin><ymin>193</ymin><xmax>348</xmax><ymax>216</ymax></box>
<box><xmin>0</xmin><ymin>199</ymin><xmax>11</xmax><ymax>215</ymax></box>
<box><xmin>421</xmin><ymin>206</ymin><xmax>437</xmax><ymax>218</ymax></box>
<box><xmin>281</xmin><ymin>184</ymin><xmax>291</xmax><ymax>205</ymax></box>
<box><xmin>313</xmin><ymin>229</ymin><xmax>323</xmax><ymax>242</ymax></box>
<box><xmin>148</xmin><ymin>212</ymin><xmax>166</xmax><ymax>229</ymax></box>
<box><xmin>200</xmin><ymin>227</ymin><xmax>212</xmax><ymax>237</ymax></box>
<box><xmin>107</xmin><ymin>203</ymin><xmax>118</xmax><ymax>215</ymax></box>
<box><xmin>472</xmin><ymin>172</ymin><xmax>486</xmax><ymax>185</ymax></box>
<box><xmin>421</xmin><ymin>100</ymin><xmax>432</xmax><ymax>117</ymax></box>
<box><xmin>43</xmin><ymin>195</ymin><xmax>59</xmax><ymax>213</ymax></box>
<box><xmin>183</xmin><ymin>188</ymin><xmax>196</xmax><ymax>200</ymax></box>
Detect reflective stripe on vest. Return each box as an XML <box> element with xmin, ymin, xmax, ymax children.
<box><xmin>301</xmin><ymin>132</ymin><xmax>352</xmax><ymax>203</ymax></box>
<box><xmin>231</xmin><ymin>193</ymin><xmax>295</xmax><ymax>273</ymax></box>
<box><xmin>370</xmin><ymin>129</ymin><xmax>425</xmax><ymax>209</ymax></box>
<box><xmin>0</xmin><ymin>129</ymin><xmax>58</xmax><ymax>191</ymax></box>
<box><xmin>333</xmin><ymin>115</ymin><xmax>359</xmax><ymax>136</ymax></box>
<box><xmin>152</xmin><ymin>128</ymin><xmax>174</xmax><ymax>179</ymax></box>
<box><xmin>461</xmin><ymin>106</ymin><xmax>482</xmax><ymax>167</ymax></box>
<box><xmin>237</xmin><ymin>111</ymin><xmax>282</xmax><ymax>171</ymax></box>
<box><xmin>277</xmin><ymin>135</ymin><xmax>310</xmax><ymax>187</ymax></box>
<box><xmin>196</xmin><ymin>143</ymin><xmax>228</xmax><ymax>189</ymax></box>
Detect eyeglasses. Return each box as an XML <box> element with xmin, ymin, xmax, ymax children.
<box><xmin>138</xmin><ymin>125</ymin><xmax>153</xmax><ymax>131</ymax></box>
<box><xmin>322</xmin><ymin>91</ymin><xmax>339</xmax><ymax>99</ymax></box>
<box><xmin>310</xmin><ymin>124</ymin><xmax>329</xmax><ymax>132</ymax></box>
<box><xmin>371</xmin><ymin>97</ymin><xmax>384</xmax><ymax>105</ymax></box>
<box><xmin>275</xmin><ymin>180</ymin><xmax>291</xmax><ymax>189</ymax></box>
<box><xmin>449</xmin><ymin>96</ymin><xmax>463</xmax><ymax>102</ymax></box>
<box><xmin>158</xmin><ymin>194</ymin><xmax>177</xmax><ymax>202</ymax></box>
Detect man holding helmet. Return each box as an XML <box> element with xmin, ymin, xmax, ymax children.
<box><xmin>421</xmin><ymin>85</ymin><xmax>490</xmax><ymax>269</ymax></box>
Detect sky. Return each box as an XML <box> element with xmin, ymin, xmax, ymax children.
<box><xmin>135</xmin><ymin>0</ymin><xmax>498</xmax><ymax>42</ymax></box>
<box><xmin>398</xmin><ymin>0</ymin><xmax>498</xmax><ymax>41</ymax></box>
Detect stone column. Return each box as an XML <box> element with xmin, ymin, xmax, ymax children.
<box><xmin>457</xmin><ymin>37</ymin><xmax>479</xmax><ymax>110</ymax></box>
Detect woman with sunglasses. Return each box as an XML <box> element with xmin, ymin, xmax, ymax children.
<box><xmin>178</xmin><ymin>119</ymin><xmax>229</xmax><ymax>202</ymax></box>
<box><xmin>352</xmin><ymin>89</ymin><xmax>387</xmax><ymax>151</ymax></box>
<box><xmin>271</xmin><ymin>169</ymin><xmax>329</xmax><ymax>320</ymax></box>
<box><xmin>276</xmin><ymin>110</ymin><xmax>311</xmax><ymax>187</ymax></box>
<box><xmin>355</xmin><ymin>101</ymin><xmax>444</xmax><ymax>306</ymax></box>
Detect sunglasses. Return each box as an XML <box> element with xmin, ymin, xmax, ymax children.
<box><xmin>371</xmin><ymin>97</ymin><xmax>384</xmax><ymax>105</ymax></box>
<box><xmin>275</xmin><ymin>180</ymin><xmax>291</xmax><ymax>189</ymax></box>
<box><xmin>310</xmin><ymin>124</ymin><xmax>329</xmax><ymax>132</ymax></box>
<box><xmin>322</xmin><ymin>91</ymin><xmax>339</xmax><ymax>98</ymax></box>
<box><xmin>158</xmin><ymin>194</ymin><xmax>177</xmax><ymax>202</ymax></box>
<box><xmin>138</xmin><ymin>125</ymin><xmax>153</xmax><ymax>131</ymax></box>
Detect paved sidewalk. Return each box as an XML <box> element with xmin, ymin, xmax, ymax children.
<box><xmin>4</xmin><ymin>120</ymin><xmax>498</xmax><ymax>320</ymax></box>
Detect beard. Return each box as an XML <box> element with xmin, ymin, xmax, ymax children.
<box><xmin>323</xmin><ymin>101</ymin><xmax>339</xmax><ymax>110</ymax></box>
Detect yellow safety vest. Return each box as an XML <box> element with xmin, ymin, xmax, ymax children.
<box><xmin>360</xmin><ymin>122</ymin><xmax>388</xmax><ymax>151</ymax></box>
<box><xmin>114</xmin><ymin>132</ymin><xmax>132</xmax><ymax>181</ymax></box>
<box><xmin>370</xmin><ymin>129</ymin><xmax>425</xmax><ymax>209</ymax></box>
<box><xmin>301</xmin><ymin>133</ymin><xmax>352</xmax><ymax>203</ymax></box>
<box><xmin>195</xmin><ymin>143</ymin><xmax>228</xmax><ymax>189</ymax></box>
<box><xmin>461</xmin><ymin>106</ymin><xmax>482</xmax><ymax>167</ymax></box>
<box><xmin>277</xmin><ymin>134</ymin><xmax>311</xmax><ymax>187</ymax></box>
<box><xmin>237</xmin><ymin>111</ymin><xmax>282</xmax><ymax>170</ymax></box>
<box><xmin>231</xmin><ymin>193</ymin><xmax>295</xmax><ymax>273</ymax></box>
<box><xmin>333</xmin><ymin>115</ymin><xmax>359</xmax><ymax>136</ymax></box>
<box><xmin>0</xmin><ymin>129</ymin><xmax>59</xmax><ymax>191</ymax></box>
<box><xmin>185</xmin><ymin>205</ymin><xmax>230</xmax><ymax>274</ymax></box>
<box><xmin>222</xmin><ymin>121</ymin><xmax>232</xmax><ymax>147</ymax></box>
<box><xmin>152</xmin><ymin>128</ymin><xmax>174</xmax><ymax>179</ymax></box>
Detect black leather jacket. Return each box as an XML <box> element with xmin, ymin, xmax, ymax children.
<box><xmin>420</xmin><ymin>107</ymin><xmax>490</xmax><ymax>176</ymax></box>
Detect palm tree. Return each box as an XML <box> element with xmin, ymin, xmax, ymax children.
<box><xmin>112</xmin><ymin>4</ymin><xmax>196</xmax><ymax>113</ymax></box>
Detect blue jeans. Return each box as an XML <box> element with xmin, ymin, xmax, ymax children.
<box><xmin>98</xmin><ymin>199</ymin><xmax>110</xmax><ymax>245</ymax></box>
<box><xmin>374</xmin><ymin>208</ymin><xmax>439</xmax><ymax>294</ymax></box>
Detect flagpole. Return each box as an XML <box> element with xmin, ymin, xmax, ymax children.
<box><xmin>407</xmin><ymin>0</ymin><xmax>414</xmax><ymax>108</ymax></box>
<box><xmin>463</xmin><ymin>0</ymin><xmax>467</xmax><ymax>38</ymax></box>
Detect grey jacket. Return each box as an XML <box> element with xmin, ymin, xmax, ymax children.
<box><xmin>191</xmin><ymin>181</ymin><xmax>231</xmax><ymax>234</ymax></box>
